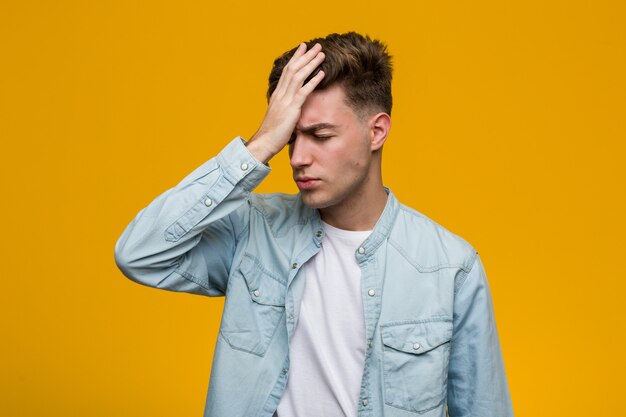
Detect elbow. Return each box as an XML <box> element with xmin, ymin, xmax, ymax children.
<box><xmin>113</xmin><ymin>236</ymin><xmax>141</xmax><ymax>282</ymax></box>
<box><xmin>113</xmin><ymin>235</ymin><xmax>174</xmax><ymax>290</ymax></box>
<box><xmin>113</xmin><ymin>246</ymin><xmax>130</xmax><ymax>277</ymax></box>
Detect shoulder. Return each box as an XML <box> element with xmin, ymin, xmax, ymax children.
<box><xmin>389</xmin><ymin>202</ymin><xmax>477</xmax><ymax>273</ymax></box>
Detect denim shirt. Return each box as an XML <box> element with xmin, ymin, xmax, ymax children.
<box><xmin>114</xmin><ymin>136</ymin><xmax>514</xmax><ymax>417</ymax></box>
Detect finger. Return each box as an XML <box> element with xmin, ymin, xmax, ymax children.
<box><xmin>274</xmin><ymin>42</ymin><xmax>306</xmax><ymax>94</ymax></box>
<box><xmin>290</xmin><ymin>42</ymin><xmax>308</xmax><ymax>61</ymax></box>
<box><xmin>298</xmin><ymin>70</ymin><xmax>325</xmax><ymax>98</ymax></box>
<box><xmin>285</xmin><ymin>51</ymin><xmax>325</xmax><ymax>95</ymax></box>
<box><xmin>274</xmin><ymin>43</ymin><xmax>322</xmax><ymax>99</ymax></box>
<box><xmin>300</xmin><ymin>51</ymin><xmax>325</xmax><ymax>80</ymax></box>
<box><xmin>289</xmin><ymin>43</ymin><xmax>322</xmax><ymax>73</ymax></box>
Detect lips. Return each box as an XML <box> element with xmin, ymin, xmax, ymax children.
<box><xmin>295</xmin><ymin>176</ymin><xmax>320</xmax><ymax>190</ymax></box>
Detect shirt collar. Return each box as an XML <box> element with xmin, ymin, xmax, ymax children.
<box><xmin>307</xmin><ymin>187</ymin><xmax>399</xmax><ymax>255</ymax></box>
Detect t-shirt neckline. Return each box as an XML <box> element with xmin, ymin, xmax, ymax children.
<box><xmin>321</xmin><ymin>220</ymin><xmax>373</xmax><ymax>239</ymax></box>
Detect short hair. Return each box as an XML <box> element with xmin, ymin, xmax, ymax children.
<box><xmin>267</xmin><ymin>32</ymin><xmax>393</xmax><ymax>119</ymax></box>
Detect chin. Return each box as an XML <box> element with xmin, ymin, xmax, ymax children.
<box><xmin>300</xmin><ymin>198</ymin><xmax>324</xmax><ymax>209</ymax></box>
<box><xmin>300</xmin><ymin>193</ymin><xmax>331</xmax><ymax>210</ymax></box>
<box><xmin>300</xmin><ymin>192</ymin><xmax>342</xmax><ymax>210</ymax></box>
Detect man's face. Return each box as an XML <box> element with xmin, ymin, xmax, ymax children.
<box><xmin>289</xmin><ymin>84</ymin><xmax>374</xmax><ymax>210</ymax></box>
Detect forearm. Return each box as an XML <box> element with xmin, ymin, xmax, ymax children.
<box><xmin>113</xmin><ymin>136</ymin><xmax>270</xmax><ymax>296</ymax></box>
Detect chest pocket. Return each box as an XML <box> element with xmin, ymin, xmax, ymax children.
<box><xmin>380</xmin><ymin>317</ymin><xmax>453</xmax><ymax>414</ymax></box>
<box><xmin>219</xmin><ymin>254</ymin><xmax>287</xmax><ymax>357</ymax></box>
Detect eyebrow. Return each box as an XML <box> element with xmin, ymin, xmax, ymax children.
<box><xmin>294</xmin><ymin>123</ymin><xmax>339</xmax><ymax>134</ymax></box>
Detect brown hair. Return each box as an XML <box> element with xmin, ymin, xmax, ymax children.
<box><xmin>267</xmin><ymin>32</ymin><xmax>393</xmax><ymax>118</ymax></box>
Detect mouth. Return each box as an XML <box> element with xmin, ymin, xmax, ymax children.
<box><xmin>295</xmin><ymin>177</ymin><xmax>320</xmax><ymax>191</ymax></box>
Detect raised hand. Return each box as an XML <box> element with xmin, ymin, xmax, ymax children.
<box><xmin>246</xmin><ymin>42</ymin><xmax>326</xmax><ymax>164</ymax></box>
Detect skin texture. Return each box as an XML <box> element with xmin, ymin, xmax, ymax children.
<box><xmin>247</xmin><ymin>43</ymin><xmax>391</xmax><ymax>231</ymax></box>
<box><xmin>289</xmin><ymin>84</ymin><xmax>390</xmax><ymax>230</ymax></box>
<box><xmin>247</xmin><ymin>43</ymin><xmax>327</xmax><ymax>164</ymax></box>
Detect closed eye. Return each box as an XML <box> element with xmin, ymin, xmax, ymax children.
<box><xmin>288</xmin><ymin>133</ymin><xmax>332</xmax><ymax>144</ymax></box>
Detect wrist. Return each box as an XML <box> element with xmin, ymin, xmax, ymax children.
<box><xmin>246</xmin><ymin>134</ymin><xmax>280</xmax><ymax>165</ymax></box>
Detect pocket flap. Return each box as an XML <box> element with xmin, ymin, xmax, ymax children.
<box><xmin>239</xmin><ymin>254</ymin><xmax>286</xmax><ymax>307</ymax></box>
<box><xmin>381</xmin><ymin>318</ymin><xmax>453</xmax><ymax>354</ymax></box>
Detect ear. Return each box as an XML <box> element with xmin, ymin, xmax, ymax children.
<box><xmin>368</xmin><ymin>112</ymin><xmax>391</xmax><ymax>151</ymax></box>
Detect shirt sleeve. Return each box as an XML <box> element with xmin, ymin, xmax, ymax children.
<box><xmin>113</xmin><ymin>136</ymin><xmax>271</xmax><ymax>297</ymax></box>
<box><xmin>446</xmin><ymin>254</ymin><xmax>514</xmax><ymax>416</ymax></box>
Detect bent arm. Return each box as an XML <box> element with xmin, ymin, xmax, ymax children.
<box><xmin>447</xmin><ymin>255</ymin><xmax>514</xmax><ymax>416</ymax></box>
<box><xmin>113</xmin><ymin>136</ymin><xmax>270</xmax><ymax>297</ymax></box>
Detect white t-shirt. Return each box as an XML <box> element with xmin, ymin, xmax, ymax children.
<box><xmin>275</xmin><ymin>220</ymin><xmax>372</xmax><ymax>417</ymax></box>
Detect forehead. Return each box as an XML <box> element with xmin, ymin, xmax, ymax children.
<box><xmin>299</xmin><ymin>84</ymin><xmax>358</xmax><ymax>128</ymax></box>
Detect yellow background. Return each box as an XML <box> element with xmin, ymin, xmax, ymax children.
<box><xmin>2</xmin><ymin>0</ymin><xmax>624</xmax><ymax>415</ymax></box>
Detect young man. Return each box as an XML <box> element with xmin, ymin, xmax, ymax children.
<box><xmin>114</xmin><ymin>32</ymin><xmax>513</xmax><ymax>417</ymax></box>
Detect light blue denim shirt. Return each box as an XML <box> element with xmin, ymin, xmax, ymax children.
<box><xmin>114</xmin><ymin>136</ymin><xmax>514</xmax><ymax>417</ymax></box>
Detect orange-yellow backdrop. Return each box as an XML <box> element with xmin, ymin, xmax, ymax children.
<box><xmin>2</xmin><ymin>1</ymin><xmax>624</xmax><ymax>416</ymax></box>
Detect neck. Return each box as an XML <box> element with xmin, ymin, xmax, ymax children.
<box><xmin>319</xmin><ymin>179</ymin><xmax>388</xmax><ymax>231</ymax></box>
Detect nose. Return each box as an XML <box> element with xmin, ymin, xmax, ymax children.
<box><xmin>289</xmin><ymin>135</ymin><xmax>313</xmax><ymax>169</ymax></box>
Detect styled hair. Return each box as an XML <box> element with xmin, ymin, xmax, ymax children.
<box><xmin>267</xmin><ymin>32</ymin><xmax>393</xmax><ymax>118</ymax></box>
